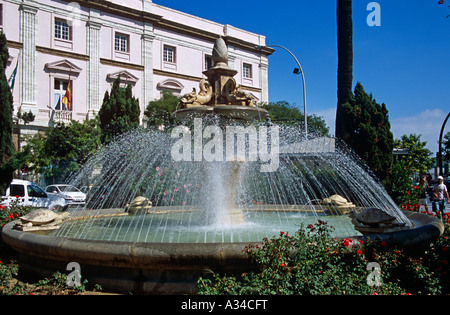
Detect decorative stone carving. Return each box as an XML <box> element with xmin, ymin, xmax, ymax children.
<box><xmin>14</xmin><ymin>209</ymin><xmax>70</xmax><ymax>232</ymax></box>
<box><xmin>212</xmin><ymin>37</ymin><xmax>229</xmax><ymax>66</ymax></box>
<box><xmin>180</xmin><ymin>79</ymin><xmax>213</xmax><ymax>108</ymax></box>
<box><xmin>126</xmin><ymin>196</ymin><xmax>153</xmax><ymax>215</ymax></box>
<box><xmin>174</xmin><ymin>37</ymin><xmax>268</xmax><ymax>121</ymax></box>
<box><xmin>223</xmin><ymin>78</ymin><xmax>254</xmax><ymax>107</ymax></box>
<box><xmin>350</xmin><ymin>208</ymin><xmax>407</xmax><ymax>235</ymax></box>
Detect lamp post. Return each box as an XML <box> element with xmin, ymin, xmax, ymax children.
<box><xmin>438</xmin><ymin>111</ymin><xmax>450</xmax><ymax>177</ymax></box>
<box><xmin>256</xmin><ymin>44</ymin><xmax>308</xmax><ymax>137</ymax></box>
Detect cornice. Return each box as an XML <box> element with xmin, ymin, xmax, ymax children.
<box><xmin>57</xmin><ymin>0</ymin><xmax>273</xmax><ymax>56</ymax></box>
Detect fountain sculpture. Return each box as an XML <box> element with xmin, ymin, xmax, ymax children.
<box><xmin>2</xmin><ymin>38</ymin><xmax>444</xmax><ymax>294</ymax></box>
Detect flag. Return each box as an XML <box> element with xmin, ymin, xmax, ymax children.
<box><xmin>61</xmin><ymin>75</ymin><xmax>72</xmax><ymax>111</ymax></box>
<box><xmin>8</xmin><ymin>60</ymin><xmax>18</xmax><ymax>90</ymax></box>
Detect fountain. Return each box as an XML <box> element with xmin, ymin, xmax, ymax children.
<box><xmin>2</xmin><ymin>38</ymin><xmax>444</xmax><ymax>294</ymax></box>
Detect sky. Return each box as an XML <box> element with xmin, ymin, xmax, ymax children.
<box><xmin>155</xmin><ymin>0</ymin><xmax>450</xmax><ymax>154</ymax></box>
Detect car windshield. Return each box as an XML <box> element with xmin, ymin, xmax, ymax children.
<box><xmin>28</xmin><ymin>185</ymin><xmax>47</xmax><ymax>198</ymax></box>
<box><xmin>59</xmin><ymin>185</ymin><xmax>81</xmax><ymax>193</ymax></box>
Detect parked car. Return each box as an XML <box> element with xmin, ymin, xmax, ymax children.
<box><xmin>1</xmin><ymin>179</ymin><xmax>66</xmax><ymax>210</ymax></box>
<box><xmin>45</xmin><ymin>184</ymin><xmax>86</xmax><ymax>207</ymax></box>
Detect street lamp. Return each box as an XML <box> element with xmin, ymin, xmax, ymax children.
<box><xmin>438</xmin><ymin>111</ymin><xmax>450</xmax><ymax>177</ymax></box>
<box><xmin>256</xmin><ymin>44</ymin><xmax>308</xmax><ymax>137</ymax></box>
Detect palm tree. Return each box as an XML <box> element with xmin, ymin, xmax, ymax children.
<box><xmin>335</xmin><ymin>0</ymin><xmax>353</xmax><ymax>141</ymax></box>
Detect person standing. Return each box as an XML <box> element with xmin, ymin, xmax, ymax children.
<box><xmin>432</xmin><ymin>176</ymin><xmax>450</xmax><ymax>218</ymax></box>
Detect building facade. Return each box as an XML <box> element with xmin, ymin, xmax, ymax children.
<box><xmin>1</xmin><ymin>0</ymin><xmax>273</xmax><ymax>138</ymax></box>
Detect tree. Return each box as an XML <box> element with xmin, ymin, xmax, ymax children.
<box><xmin>335</xmin><ymin>0</ymin><xmax>353</xmax><ymax>141</ymax></box>
<box><xmin>144</xmin><ymin>90</ymin><xmax>179</xmax><ymax>128</ymax></box>
<box><xmin>24</xmin><ymin>120</ymin><xmax>101</xmax><ymax>184</ymax></box>
<box><xmin>393</xmin><ymin>134</ymin><xmax>433</xmax><ymax>177</ymax></box>
<box><xmin>98</xmin><ymin>77</ymin><xmax>140</xmax><ymax>143</ymax></box>
<box><xmin>340</xmin><ymin>82</ymin><xmax>393</xmax><ymax>181</ymax></box>
<box><xmin>0</xmin><ymin>31</ymin><xmax>30</xmax><ymax>193</ymax></box>
<box><xmin>262</xmin><ymin>101</ymin><xmax>330</xmax><ymax>137</ymax></box>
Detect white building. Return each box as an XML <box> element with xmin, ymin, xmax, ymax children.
<box><xmin>1</xmin><ymin>0</ymin><xmax>273</xmax><ymax>139</ymax></box>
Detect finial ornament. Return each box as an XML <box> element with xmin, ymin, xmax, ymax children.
<box><xmin>212</xmin><ymin>37</ymin><xmax>228</xmax><ymax>66</ymax></box>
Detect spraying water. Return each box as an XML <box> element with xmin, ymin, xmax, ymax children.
<box><xmin>52</xmin><ymin>116</ymin><xmax>410</xmax><ymax>243</ymax></box>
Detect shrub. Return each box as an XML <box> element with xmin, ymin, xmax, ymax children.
<box><xmin>197</xmin><ymin>218</ymin><xmax>450</xmax><ymax>295</ymax></box>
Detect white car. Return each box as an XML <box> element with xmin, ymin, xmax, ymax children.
<box><xmin>45</xmin><ymin>184</ymin><xmax>86</xmax><ymax>206</ymax></box>
<box><xmin>1</xmin><ymin>179</ymin><xmax>66</xmax><ymax>209</ymax></box>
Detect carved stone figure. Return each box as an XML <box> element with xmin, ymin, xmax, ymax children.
<box><xmin>180</xmin><ymin>79</ymin><xmax>213</xmax><ymax>108</ymax></box>
<box><xmin>223</xmin><ymin>78</ymin><xmax>254</xmax><ymax>107</ymax></box>
<box><xmin>14</xmin><ymin>209</ymin><xmax>70</xmax><ymax>232</ymax></box>
<box><xmin>175</xmin><ymin>37</ymin><xmax>268</xmax><ymax>120</ymax></box>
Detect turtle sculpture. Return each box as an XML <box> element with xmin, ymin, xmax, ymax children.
<box><xmin>126</xmin><ymin>196</ymin><xmax>152</xmax><ymax>215</ymax></box>
<box><xmin>14</xmin><ymin>209</ymin><xmax>70</xmax><ymax>232</ymax></box>
<box><xmin>350</xmin><ymin>208</ymin><xmax>407</xmax><ymax>235</ymax></box>
<box><xmin>322</xmin><ymin>194</ymin><xmax>355</xmax><ymax>215</ymax></box>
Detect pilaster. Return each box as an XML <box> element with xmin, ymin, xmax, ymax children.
<box><xmin>86</xmin><ymin>10</ymin><xmax>102</xmax><ymax>119</ymax></box>
<box><xmin>19</xmin><ymin>0</ymin><xmax>38</xmax><ymax>113</ymax></box>
<box><xmin>141</xmin><ymin>23</ymin><xmax>155</xmax><ymax>115</ymax></box>
<box><xmin>259</xmin><ymin>57</ymin><xmax>269</xmax><ymax>103</ymax></box>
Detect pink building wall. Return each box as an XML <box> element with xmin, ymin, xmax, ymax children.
<box><xmin>1</xmin><ymin>0</ymin><xmax>272</xmax><ymax>135</ymax></box>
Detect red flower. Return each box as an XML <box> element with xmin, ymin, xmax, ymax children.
<box><xmin>381</xmin><ymin>241</ymin><xmax>387</xmax><ymax>247</ymax></box>
<box><xmin>357</xmin><ymin>250</ymin><xmax>363</xmax><ymax>255</ymax></box>
<box><xmin>280</xmin><ymin>263</ymin><xmax>286</xmax><ymax>268</ymax></box>
<box><xmin>343</xmin><ymin>238</ymin><xmax>352</xmax><ymax>247</ymax></box>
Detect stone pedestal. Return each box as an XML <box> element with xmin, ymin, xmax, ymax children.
<box><xmin>203</xmin><ymin>64</ymin><xmax>238</xmax><ymax>105</ymax></box>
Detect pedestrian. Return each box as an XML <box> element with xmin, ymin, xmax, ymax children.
<box><xmin>419</xmin><ymin>176</ymin><xmax>429</xmax><ymax>212</ymax></box>
<box><xmin>431</xmin><ymin>176</ymin><xmax>450</xmax><ymax>218</ymax></box>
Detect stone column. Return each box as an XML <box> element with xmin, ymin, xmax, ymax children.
<box><xmin>259</xmin><ymin>57</ymin><xmax>269</xmax><ymax>103</ymax></box>
<box><xmin>86</xmin><ymin>10</ymin><xmax>102</xmax><ymax>119</ymax></box>
<box><xmin>19</xmin><ymin>0</ymin><xmax>38</xmax><ymax>113</ymax></box>
<box><xmin>141</xmin><ymin>25</ymin><xmax>155</xmax><ymax>117</ymax></box>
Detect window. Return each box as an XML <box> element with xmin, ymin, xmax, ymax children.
<box><xmin>27</xmin><ymin>185</ymin><xmax>47</xmax><ymax>198</ymax></box>
<box><xmin>243</xmin><ymin>63</ymin><xmax>253</xmax><ymax>79</ymax></box>
<box><xmin>205</xmin><ymin>55</ymin><xmax>214</xmax><ymax>70</ymax></box>
<box><xmin>163</xmin><ymin>45</ymin><xmax>176</xmax><ymax>63</ymax></box>
<box><xmin>10</xmin><ymin>184</ymin><xmax>25</xmax><ymax>197</ymax></box>
<box><xmin>115</xmin><ymin>33</ymin><xmax>129</xmax><ymax>53</ymax></box>
<box><xmin>54</xmin><ymin>78</ymin><xmax>72</xmax><ymax>111</ymax></box>
<box><xmin>55</xmin><ymin>18</ymin><xmax>72</xmax><ymax>41</ymax></box>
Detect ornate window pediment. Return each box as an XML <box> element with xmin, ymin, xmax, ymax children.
<box><xmin>157</xmin><ymin>79</ymin><xmax>184</xmax><ymax>91</ymax></box>
<box><xmin>107</xmin><ymin>70</ymin><xmax>139</xmax><ymax>85</ymax></box>
<box><xmin>45</xmin><ymin>59</ymin><xmax>82</xmax><ymax>75</ymax></box>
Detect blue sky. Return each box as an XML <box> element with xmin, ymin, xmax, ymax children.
<box><xmin>157</xmin><ymin>0</ymin><xmax>450</xmax><ymax>154</ymax></box>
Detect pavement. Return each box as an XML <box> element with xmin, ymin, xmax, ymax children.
<box><xmin>420</xmin><ymin>198</ymin><xmax>450</xmax><ymax>216</ymax></box>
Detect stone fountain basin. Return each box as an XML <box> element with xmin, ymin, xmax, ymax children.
<box><xmin>1</xmin><ymin>210</ymin><xmax>444</xmax><ymax>294</ymax></box>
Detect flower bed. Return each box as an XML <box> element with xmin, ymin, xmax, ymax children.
<box><xmin>197</xmin><ymin>217</ymin><xmax>450</xmax><ymax>295</ymax></box>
